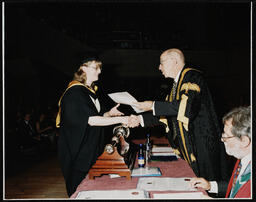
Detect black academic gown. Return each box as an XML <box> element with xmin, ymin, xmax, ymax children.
<box><xmin>58</xmin><ymin>85</ymin><xmax>106</xmax><ymax>194</ymax></box>
<box><xmin>142</xmin><ymin>67</ymin><xmax>229</xmax><ymax>182</ymax></box>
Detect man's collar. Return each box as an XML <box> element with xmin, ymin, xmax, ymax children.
<box><xmin>174</xmin><ymin>69</ymin><xmax>182</xmax><ymax>83</ymax></box>
<box><xmin>241</xmin><ymin>152</ymin><xmax>251</xmax><ymax>167</ymax></box>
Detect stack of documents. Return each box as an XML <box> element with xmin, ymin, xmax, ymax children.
<box><xmin>75</xmin><ymin>189</ymin><xmax>149</xmax><ymax>199</ymax></box>
<box><xmin>131</xmin><ymin>167</ymin><xmax>161</xmax><ymax>177</ymax></box>
<box><xmin>152</xmin><ymin>145</ymin><xmax>174</xmax><ymax>155</ymax></box>
<box><xmin>151</xmin><ymin>145</ymin><xmax>178</xmax><ymax>161</ymax></box>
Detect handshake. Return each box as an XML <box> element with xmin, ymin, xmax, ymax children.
<box><xmin>123</xmin><ymin>114</ymin><xmax>141</xmax><ymax>128</ymax></box>
<box><xmin>106</xmin><ymin>101</ymin><xmax>154</xmax><ymax>128</ymax></box>
<box><xmin>104</xmin><ymin>101</ymin><xmax>153</xmax><ymax>128</ymax></box>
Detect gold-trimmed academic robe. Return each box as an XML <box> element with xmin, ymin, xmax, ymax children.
<box><xmin>142</xmin><ymin>67</ymin><xmax>229</xmax><ymax>182</ymax></box>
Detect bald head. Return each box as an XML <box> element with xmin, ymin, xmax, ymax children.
<box><xmin>159</xmin><ymin>48</ymin><xmax>185</xmax><ymax>79</ymax></box>
<box><xmin>161</xmin><ymin>48</ymin><xmax>185</xmax><ymax>64</ymax></box>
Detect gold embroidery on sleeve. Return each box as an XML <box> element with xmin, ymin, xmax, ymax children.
<box><xmin>176</xmin><ymin>68</ymin><xmax>201</xmax><ymax>100</ymax></box>
<box><xmin>181</xmin><ymin>82</ymin><xmax>200</xmax><ymax>94</ymax></box>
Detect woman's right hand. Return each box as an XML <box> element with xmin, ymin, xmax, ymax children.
<box><xmin>128</xmin><ymin>115</ymin><xmax>140</xmax><ymax>128</ymax></box>
<box><xmin>120</xmin><ymin>115</ymin><xmax>140</xmax><ymax>128</ymax></box>
<box><xmin>120</xmin><ymin>116</ymin><xmax>129</xmax><ymax>126</ymax></box>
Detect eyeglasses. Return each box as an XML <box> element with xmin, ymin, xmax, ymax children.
<box><xmin>85</xmin><ymin>66</ymin><xmax>102</xmax><ymax>71</ymax></box>
<box><xmin>221</xmin><ymin>134</ymin><xmax>236</xmax><ymax>142</ymax></box>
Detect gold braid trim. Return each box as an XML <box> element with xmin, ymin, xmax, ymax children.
<box><xmin>172</xmin><ymin>148</ymin><xmax>181</xmax><ymax>156</ymax></box>
<box><xmin>159</xmin><ymin>117</ymin><xmax>169</xmax><ymax>133</ymax></box>
<box><xmin>178</xmin><ymin>83</ymin><xmax>200</xmax><ymax>131</ymax></box>
<box><xmin>159</xmin><ymin>94</ymin><xmax>170</xmax><ymax>133</ymax></box>
<box><xmin>180</xmin><ymin>147</ymin><xmax>188</xmax><ymax>163</ymax></box>
<box><xmin>85</xmin><ymin>84</ymin><xmax>98</xmax><ymax>94</ymax></box>
<box><xmin>178</xmin><ymin>121</ymin><xmax>191</xmax><ymax>165</ymax></box>
<box><xmin>178</xmin><ymin>119</ymin><xmax>197</xmax><ymax>164</ymax></box>
<box><xmin>177</xmin><ymin>94</ymin><xmax>189</xmax><ymax>131</ymax></box>
<box><xmin>190</xmin><ymin>153</ymin><xmax>196</xmax><ymax>162</ymax></box>
<box><xmin>175</xmin><ymin>68</ymin><xmax>199</xmax><ymax>164</ymax></box>
<box><xmin>56</xmin><ymin>81</ymin><xmax>86</xmax><ymax>128</ymax></box>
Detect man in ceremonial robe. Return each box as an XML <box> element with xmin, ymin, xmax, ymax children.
<box><xmin>134</xmin><ymin>48</ymin><xmax>229</xmax><ymax>183</ymax></box>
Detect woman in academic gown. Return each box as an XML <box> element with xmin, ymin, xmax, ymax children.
<box><xmin>56</xmin><ymin>58</ymin><xmax>135</xmax><ymax>197</ymax></box>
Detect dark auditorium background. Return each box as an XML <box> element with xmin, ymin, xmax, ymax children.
<box><xmin>3</xmin><ymin>0</ymin><xmax>253</xmax><ymax>180</ymax></box>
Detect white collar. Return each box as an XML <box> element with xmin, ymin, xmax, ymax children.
<box><xmin>237</xmin><ymin>152</ymin><xmax>251</xmax><ymax>179</ymax></box>
<box><xmin>89</xmin><ymin>95</ymin><xmax>100</xmax><ymax>113</ymax></box>
<box><xmin>241</xmin><ymin>152</ymin><xmax>251</xmax><ymax>168</ymax></box>
<box><xmin>174</xmin><ymin>69</ymin><xmax>182</xmax><ymax>83</ymax></box>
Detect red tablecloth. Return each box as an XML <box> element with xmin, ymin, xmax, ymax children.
<box><xmin>70</xmin><ymin>137</ymin><xmax>207</xmax><ymax>198</ymax></box>
<box><xmin>71</xmin><ymin>157</ymin><xmax>206</xmax><ymax>198</ymax></box>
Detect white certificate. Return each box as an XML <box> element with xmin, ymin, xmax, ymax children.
<box><xmin>108</xmin><ymin>91</ymin><xmax>144</xmax><ymax>113</ymax></box>
<box><xmin>137</xmin><ymin>177</ymin><xmax>197</xmax><ymax>191</ymax></box>
<box><xmin>152</xmin><ymin>192</ymin><xmax>205</xmax><ymax>199</ymax></box>
<box><xmin>75</xmin><ymin>189</ymin><xmax>149</xmax><ymax>199</ymax></box>
<box><xmin>152</xmin><ymin>146</ymin><xmax>173</xmax><ymax>152</ymax></box>
<box><xmin>131</xmin><ymin>167</ymin><xmax>162</xmax><ymax>177</ymax></box>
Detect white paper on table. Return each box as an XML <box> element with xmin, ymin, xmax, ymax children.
<box><xmin>137</xmin><ymin>177</ymin><xmax>197</xmax><ymax>191</ymax></box>
<box><xmin>131</xmin><ymin>167</ymin><xmax>161</xmax><ymax>177</ymax></box>
<box><xmin>109</xmin><ymin>174</ymin><xmax>121</xmax><ymax>178</ymax></box>
<box><xmin>152</xmin><ymin>192</ymin><xmax>205</xmax><ymax>199</ymax></box>
<box><xmin>75</xmin><ymin>189</ymin><xmax>149</xmax><ymax>199</ymax></box>
<box><xmin>152</xmin><ymin>146</ymin><xmax>173</xmax><ymax>153</ymax></box>
<box><xmin>108</xmin><ymin>91</ymin><xmax>144</xmax><ymax>113</ymax></box>
<box><xmin>151</xmin><ymin>152</ymin><xmax>177</xmax><ymax>156</ymax></box>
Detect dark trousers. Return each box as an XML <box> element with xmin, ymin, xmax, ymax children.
<box><xmin>66</xmin><ymin>169</ymin><xmax>86</xmax><ymax>197</ymax></box>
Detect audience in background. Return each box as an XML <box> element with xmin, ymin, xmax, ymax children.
<box><xmin>17</xmin><ymin>107</ymin><xmax>41</xmax><ymax>150</ymax></box>
<box><xmin>35</xmin><ymin>109</ymin><xmax>57</xmax><ymax>149</ymax></box>
<box><xmin>12</xmin><ymin>105</ymin><xmax>58</xmax><ymax>156</ymax></box>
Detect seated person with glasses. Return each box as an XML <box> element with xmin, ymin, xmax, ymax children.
<box><xmin>189</xmin><ymin>106</ymin><xmax>251</xmax><ymax>198</ymax></box>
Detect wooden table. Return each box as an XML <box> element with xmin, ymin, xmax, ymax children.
<box><xmin>70</xmin><ymin>139</ymin><xmax>206</xmax><ymax>199</ymax></box>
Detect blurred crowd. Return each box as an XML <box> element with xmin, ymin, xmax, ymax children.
<box><xmin>5</xmin><ymin>104</ymin><xmax>59</xmax><ymax>176</ymax></box>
